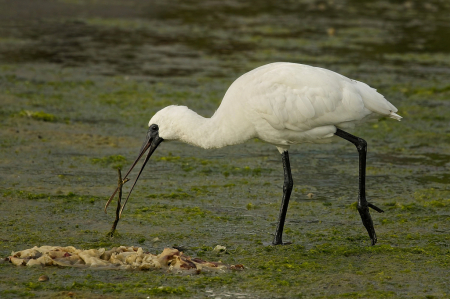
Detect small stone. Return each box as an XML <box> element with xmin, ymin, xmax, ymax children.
<box><xmin>327</xmin><ymin>27</ymin><xmax>335</xmax><ymax>36</ymax></box>
<box><xmin>213</xmin><ymin>245</ymin><xmax>226</xmax><ymax>253</ymax></box>
<box><xmin>68</xmin><ymin>292</ymin><xmax>74</xmax><ymax>297</ymax></box>
<box><xmin>152</xmin><ymin>237</ymin><xmax>160</xmax><ymax>242</ymax></box>
<box><xmin>38</xmin><ymin>275</ymin><xmax>49</xmax><ymax>282</ymax></box>
<box><xmin>307</xmin><ymin>193</ymin><xmax>314</xmax><ymax>199</ymax></box>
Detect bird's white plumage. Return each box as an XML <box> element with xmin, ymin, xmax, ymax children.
<box><xmin>149</xmin><ymin>63</ymin><xmax>401</xmax><ymax>152</ymax></box>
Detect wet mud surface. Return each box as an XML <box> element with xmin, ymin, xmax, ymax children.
<box><xmin>0</xmin><ymin>0</ymin><xmax>449</xmax><ymax>298</ymax></box>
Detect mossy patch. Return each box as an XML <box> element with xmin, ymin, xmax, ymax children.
<box><xmin>90</xmin><ymin>155</ymin><xmax>127</xmax><ymax>169</ymax></box>
<box><xmin>139</xmin><ymin>286</ymin><xmax>188</xmax><ymax>295</ymax></box>
<box><xmin>157</xmin><ymin>153</ymin><xmax>270</xmax><ymax>177</ymax></box>
<box><xmin>18</xmin><ymin>110</ymin><xmax>56</xmax><ymax>122</ymax></box>
<box><xmin>146</xmin><ymin>192</ymin><xmax>192</xmax><ymax>200</ymax></box>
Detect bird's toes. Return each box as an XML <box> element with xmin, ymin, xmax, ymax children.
<box><xmin>368</xmin><ymin>202</ymin><xmax>384</xmax><ymax>213</ymax></box>
<box><xmin>371</xmin><ymin>235</ymin><xmax>378</xmax><ymax>246</ymax></box>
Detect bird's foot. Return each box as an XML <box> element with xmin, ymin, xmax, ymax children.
<box><xmin>266</xmin><ymin>240</ymin><xmax>292</xmax><ymax>246</ymax></box>
<box><xmin>270</xmin><ymin>233</ymin><xmax>292</xmax><ymax>246</ymax></box>
<box><xmin>358</xmin><ymin>202</ymin><xmax>384</xmax><ymax>246</ymax></box>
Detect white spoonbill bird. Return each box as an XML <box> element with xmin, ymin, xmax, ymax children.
<box><xmin>105</xmin><ymin>62</ymin><xmax>402</xmax><ymax>246</ymax></box>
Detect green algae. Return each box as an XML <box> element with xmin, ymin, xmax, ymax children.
<box><xmin>146</xmin><ymin>192</ymin><xmax>192</xmax><ymax>200</ymax></box>
<box><xmin>90</xmin><ymin>155</ymin><xmax>127</xmax><ymax>169</ymax></box>
<box><xmin>158</xmin><ymin>153</ymin><xmax>270</xmax><ymax>177</ymax></box>
<box><xmin>1</xmin><ymin>0</ymin><xmax>450</xmax><ymax>298</ymax></box>
<box><xmin>17</xmin><ymin>110</ymin><xmax>57</xmax><ymax>122</ymax></box>
<box><xmin>140</xmin><ymin>286</ymin><xmax>188</xmax><ymax>296</ymax></box>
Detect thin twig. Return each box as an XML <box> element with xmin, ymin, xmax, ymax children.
<box><xmin>108</xmin><ymin>168</ymin><xmax>129</xmax><ymax>237</ymax></box>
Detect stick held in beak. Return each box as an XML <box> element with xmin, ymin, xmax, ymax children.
<box><xmin>104</xmin><ymin>124</ymin><xmax>163</xmax><ymax>215</ymax></box>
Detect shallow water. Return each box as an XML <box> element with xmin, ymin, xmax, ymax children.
<box><xmin>1</xmin><ymin>0</ymin><xmax>449</xmax><ymax>298</ymax></box>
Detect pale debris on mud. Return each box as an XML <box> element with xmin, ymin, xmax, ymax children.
<box><xmin>6</xmin><ymin>246</ymin><xmax>244</xmax><ymax>273</ymax></box>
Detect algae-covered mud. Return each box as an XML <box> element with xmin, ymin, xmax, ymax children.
<box><xmin>1</xmin><ymin>0</ymin><xmax>449</xmax><ymax>298</ymax></box>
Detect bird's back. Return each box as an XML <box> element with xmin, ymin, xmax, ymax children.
<box><xmin>217</xmin><ymin>63</ymin><xmax>399</xmax><ymax>142</ymax></box>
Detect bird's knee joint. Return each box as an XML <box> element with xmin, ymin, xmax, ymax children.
<box><xmin>356</xmin><ymin>138</ymin><xmax>367</xmax><ymax>151</ymax></box>
<box><xmin>357</xmin><ymin>202</ymin><xmax>368</xmax><ymax>212</ymax></box>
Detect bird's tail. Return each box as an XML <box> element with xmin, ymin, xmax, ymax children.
<box><xmin>389</xmin><ymin>111</ymin><xmax>402</xmax><ymax>121</ymax></box>
<box><xmin>355</xmin><ymin>81</ymin><xmax>402</xmax><ymax>121</ymax></box>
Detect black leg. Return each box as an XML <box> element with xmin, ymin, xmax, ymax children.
<box><xmin>273</xmin><ymin>151</ymin><xmax>294</xmax><ymax>245</ymax></box>
<box><xmin>334</xmin><ymin>128</ymin><xmax>384</xmax><ymax>245</ymax></box>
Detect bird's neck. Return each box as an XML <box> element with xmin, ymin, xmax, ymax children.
<box><xmin>172</xmin><ymin>108</ymin><xmax>255</xmax><ymax>149</ymax></box>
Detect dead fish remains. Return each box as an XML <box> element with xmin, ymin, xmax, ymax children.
<box><xmin>6</xmin><ymin>246</ymin><xmax>244</xmax><ymax>273</ymax></box>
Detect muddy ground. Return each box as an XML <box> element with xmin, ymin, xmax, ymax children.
<box><xmin>0</xmin><ymin>0</ymin><xmax>449</xmax><ymax>298</ymax></box>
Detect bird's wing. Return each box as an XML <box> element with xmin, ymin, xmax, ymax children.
<box><xmin>228</xmin><ymin>63</ymin><xmax>400</xmax><ymax>132</ymax></box>
<box><xmin>248</xmin><ymin>66</ymin><xmax>367</xmax><ymax>131</ymax></box>
<box><xmin>251</xmin><ymin>85</ymin><xmax>336</xmax><ymax>131</ymax></box>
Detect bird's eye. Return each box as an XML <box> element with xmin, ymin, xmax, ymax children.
<box><xmin>151</xmin><ymin>124</ymin><xmax>158</xmax><ymax>131</ymax></box>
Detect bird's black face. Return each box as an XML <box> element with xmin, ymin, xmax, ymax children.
<box><xmin>105</xmin><ymin>124</ymin><xmax>163</xmax><ymax>216</ymax></box>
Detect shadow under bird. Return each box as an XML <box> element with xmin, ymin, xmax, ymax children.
<box><xmin>105</xmin><ymin>62</ymin><xmax>402</xmax><ymax>246</ymax></box>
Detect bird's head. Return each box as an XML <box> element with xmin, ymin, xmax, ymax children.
<box><xmin>147</xmin><ymin>105</ymin><xmax>189</xmax><ymax>141</ymax></box>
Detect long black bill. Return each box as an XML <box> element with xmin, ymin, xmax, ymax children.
<box><xmin>104</xmin><ymin>129</ymin><xmax>163</xmax><ymax>217</ymax></box>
